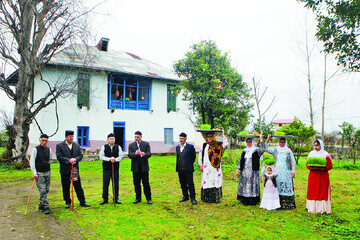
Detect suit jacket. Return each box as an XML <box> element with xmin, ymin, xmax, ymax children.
<box><xmin>176</xmin><ymin>143</ymin><xmax>196</xmax><ymax>172</ymax></box>
<box><xmin>128</xmin><ymin>141</ymin><xmax>151</xmax><ymax>172</ymax></box>
<box><xmin>56</xmin><ymin>140</ymin><xmax>83</xmax><ymax>174</ymax></box>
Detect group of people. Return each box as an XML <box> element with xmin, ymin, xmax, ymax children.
<box><xmin>29</xmin><ymin>130</ymin><xmax>332</xmax><ymax>215</ymax></box>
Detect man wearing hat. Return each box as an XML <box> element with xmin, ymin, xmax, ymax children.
<box><xmin>99</xmin><ymin>133</ymin><xmax>123</xmax><ymax>205</ymax></box>
<box><xmin>176</xmin><ymin>132</ymin><xmax>197</xmax><ymax>205</ymax></box>
<box><xmin>128</xmin><ymin>131</ymin><xmax>152</xmax><ymax>204</ymax></box>
<box><xmin>56</xmin><ymin>130</ymin><xmax>90</xmax><ymax>208</ymax></box>
<box><xmin>29</xmin><ymin>134</ymin><xmax>52</xmax><ymax>214</ymax></box>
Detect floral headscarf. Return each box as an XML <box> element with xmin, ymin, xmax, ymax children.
<box><xmin>206</xmin><ymin>133</ymin><xmax>225</xmax><ymax>168</ymax></box>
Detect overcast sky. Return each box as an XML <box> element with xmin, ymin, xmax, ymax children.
<box><xmin>1</xmin><ymin>0</ymin><xmax>359</xmax><ymax>133</ymax></box>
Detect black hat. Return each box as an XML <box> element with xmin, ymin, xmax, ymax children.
<box><xmin>65</xmin><ymin>130</ymin><xmax>74</xmax><ymax>136</ymax></box>
<box><xmin>179</xmin><ymin>132</ymin><xmax>187</xmax><ymax>137</ymax></box>
<box><xmin>107</xmin><ymin>133</ymin><xmax>115</xmax><ymax>138</ymax></box>
<box><xmin>135</xmin><ymin>131</ymin><xmax>142</xmax><ymax>136</ymax></box>
<box><xmin>40</xmin><ymin>134</ymin><xmax>49</xmax><ymax>139</ymax></box>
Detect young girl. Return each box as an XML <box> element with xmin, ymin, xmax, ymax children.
<box><xmin>260</xmin><ymin>165</ymin><xmax>281</xmax><ymax>210</ymax></box>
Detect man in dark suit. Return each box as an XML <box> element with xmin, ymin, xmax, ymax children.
<box><xmin>176</xmin><ymin>132</ymin><xmax>197</xmax><ymax>205</ymax></box>
<box><xmin>56</xmin><ymin>130</ymin><xmax>90</xmax><ymax>208</ymax></box>
<box><xmin>128</xmin><ymin>131</ymin><xmax>152</xmax><ymax>204</ymax></box>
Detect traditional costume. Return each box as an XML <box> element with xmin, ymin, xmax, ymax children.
<box><xmin>266</xmin><ymin>139</ymin><xmax>296</xmax><ymax>209</ymax></box>
<box><xmin>260</xmin><ymin>166</ymin><xmax>281</xmax><ymax>210</ymax></box>
<box><xmin>237</xmin><ymin>138</ymin><xmax>266</xmax><ymax>205</ymax></box>
<box><xmin>306</xmin><ymin>139</ymin><xmax>332</xmax><ymax>214</ymax></box>
<box><xmin>198</xmin><ymin>133</ymin><xmax>228</xmax><ymax>203</ymax></box>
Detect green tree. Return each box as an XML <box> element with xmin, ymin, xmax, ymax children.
<box><xmin>339</xmin><ymin>122</ymin><xmax>360</xmax><ymax>164</ymax></box>
<box><xmin>253</xmin><ymin>117</ymin><xmax>274</xmax><ymax>138</ymax></box>
<box><xmin>173</xmin><ymin>40</ymin><xmax>252</xmax><ymax>135</ymax></box>
<box><xmin>299</xmin><ymin>0</ymin><xmax>360</xmax><ymax>71</ymax></box>
<box><xmin>279</xmin><ymin>117</ymin><xmax>317</xmax><ymax>164</ymax></box>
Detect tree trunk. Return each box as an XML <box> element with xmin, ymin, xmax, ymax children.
<box><xmin>321</xmin><ymin>54</ymin><xmax>327</xmax><ymax>139</ymax></box>
<box><xmin>305</xmin><ymin>29</ymin><xmax>314</xmax><ymax>126</ymax></box>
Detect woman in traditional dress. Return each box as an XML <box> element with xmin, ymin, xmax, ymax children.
<box><xmin>198</xmin><ymin>131</ymin><xmax>228</xmax><ymax>203</ymax></box>
<box><xmin>306</xmin><ymin>139</ymin><xmax>332</xmax><ymax>214</ymax></box>
<box><xmin>265</xmin><ymin>135</ymin><xmax>296</xmax><ymax>209</ymax></box>
<box><xmin>236</xmin><ymin>136</ymin><xmax>266</xmax><ymax>205</ymax></box>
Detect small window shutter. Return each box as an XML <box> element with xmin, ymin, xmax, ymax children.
<box><xmin>77</xmin><ymin>73</ymin><xmax>90</xmax><ymax>107</ymax></box>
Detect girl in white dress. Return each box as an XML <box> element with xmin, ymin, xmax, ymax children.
<box><xmin>260</xmin><ymin>165</ymin><xmax>281</xmax><ymax>210</ymax></box>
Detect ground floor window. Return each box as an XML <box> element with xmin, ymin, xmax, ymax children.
<box><xmin>77</xmin><ymin>126</ymin><xmax>89</xmax><ymax>147</ymax></box>
<box><xmin>164</xmin><ymin>128</ymin><xmax>173</xmax><ymax>145</ymax></box>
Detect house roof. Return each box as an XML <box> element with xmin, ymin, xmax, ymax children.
<box><xmin>271</xmin><ymin>119</ymin><xmax>294</xmax><ymax>124</ymax></box>
<box><xmin>49</xmin><ymin>44</ymin><xmax>181</xmax><ymax>81</ymax></box>
<box><xmin>7</xmin><ymin>44</ymin><xmax>181</xmax><ymax>84</ymax></box>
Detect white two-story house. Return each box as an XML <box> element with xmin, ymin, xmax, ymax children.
<box><xmin>10</xmin><ymin>38</ymin><xmax>199</xmax><ymax>154</ymax></box>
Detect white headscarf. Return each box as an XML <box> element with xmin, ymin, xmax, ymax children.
<box><xmin>308</xmin><ymin>139</ymin><xmax>329</xmax><ymax>158</ymax></box>
<box><xmin>275</xmin><ymin>138</ymin><xmax>291</xmax><ymax>153</ymax></box>
<box><xmin>244</xmin><ymin>138</ymin><xmax>256</xmax><ymax>153</ymax></box>
<box><xmin>264</xmin><ymin>165</ymin><xmax>278</xmax><ymax>178</ymax></box>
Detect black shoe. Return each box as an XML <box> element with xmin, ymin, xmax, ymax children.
<box><xmin>147</xmin><ymin>199</ymin><xmax>153</xmax><ymax>204</ymax></box>
<box><xmin>65</xmin><ymin>203</ymin><xmax>71</xmax><ymax>209</ymax></box>
<box><xmin>191</xmin><ymin>199</ymin><xmax>197</xmax><ymax>205</ymax></box>
<box><xmin>100</xmin><ymin>200</ymin><xmax>108</xmax><ymax>205</ymax></box>
<box><xmin>44</xmin><ymin>207</ymin><xmax>50</xmax><ymax>214</ymax></box>
<box><xmin>114</xmin><ymin>199</ymin><xmax>122</xmax><ymax>204</ymax></box>
<box><xmin>133</xmin><ymin>199</ymin><xmax>141</xmax><ymax>204</ymax></box>
<box><xmin>39</xmin><ymin>205</ymin><xmax>44</xmax><ymax>211</ymax></box>
<box><xmin>80</xmin><ymin>202</ymin><xmax>91</xmax><ymax>207</ymax></box>
<box><xmin>179</xmin><ymin>197</ymin><xmax>189</xmax><ymax>202</ymax></box>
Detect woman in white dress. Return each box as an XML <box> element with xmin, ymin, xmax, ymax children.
<box><xmin>198</xmin><ymin>131</ymin><xmax>228</xmax><ymax>203</ymax></box>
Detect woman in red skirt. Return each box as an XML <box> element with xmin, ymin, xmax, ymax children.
<box><xmin>306</xmin><ymin>139</ymin><xmax>332</xmax><ymax>214</ymax></box>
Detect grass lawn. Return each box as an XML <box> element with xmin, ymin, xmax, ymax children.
<box><xmin>1</xmin><ymin>154</ymin><xmax>359</xmax><ymax>239</ymax></box>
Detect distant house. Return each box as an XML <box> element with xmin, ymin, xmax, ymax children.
<box><xmin>8</xmin><ymin>38</ymin><xmax>199</xmax><ymax>154</ymax></box>
<box><xmin>271</xmin><ymin>119</ymin><xmax>294</xmax><ymax>131</ymax></box>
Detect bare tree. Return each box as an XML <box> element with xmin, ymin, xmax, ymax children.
<box><xmin>0</xmin><ymin>1</ymin><xmax>97</xmax><ymax>163</ymax></box>
<box><xmin>252</xmin><ymin>76</ymin><xmax>276</xmax><ymax>134</ymax></box>
<box><xmin>321</xmin><ymin>54</ymin><xmax>342</xmax><ymax>139</ymax></box>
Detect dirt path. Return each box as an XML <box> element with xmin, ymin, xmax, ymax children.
<box><xmin>0</xmin><ymin>180</ymin><xmax>83</xmax><ymax>240</ymax></box>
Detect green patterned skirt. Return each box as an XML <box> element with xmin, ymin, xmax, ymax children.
<box><xmin>201</xmin><ymin>187</ymin><xmax>222</xmax><ymax>203</ymax></box>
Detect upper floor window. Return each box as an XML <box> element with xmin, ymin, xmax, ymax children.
<box><xmin>77</xmin><ymin>126</ymin><xmax>89</xmax><ymax>147</ymax></box>
<box><xmin>108</xmin><ymin>74</ymin><xmax>151</xmax><ymax>110</ymax></box>
<box><xmin>77</xmin><ymin>73</ymin><xmax>90</xmax><ymax>108</ymax></box>
<box><xmin>167</xmin><ymin>84</ymin><xmax>176</xmax><ymax>112</ymax></box>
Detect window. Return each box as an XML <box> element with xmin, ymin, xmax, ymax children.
<box><xmin>77</xmin><ymin>126</ymin><xmax>89</xmax><ymax>147</ymax></box>
<box><xmin>108</xmin><ymin>74</ymin><xmax>151</xmax><ymax>110</ymax></box>
<box><xmin>167</xmin><ymin>84</ymin><xmax>176</xmax><ymax>112</ymax></box>
<box><xmin>77</xmin><ymin>73</ymin><xmax>90</xmax><ymax>108</ymax></box>
<box><xmin>164</xmin><ymin>128</ymin><xmax>173</xmax><ymax>145</ymax></box>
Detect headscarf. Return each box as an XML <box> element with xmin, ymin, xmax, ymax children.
<box><xmin>206</xmin><ymin>133</ymin><xmax>224</xmax><ymax>168</ymax></box>
<box><xmin>264</xmin><ymin>165</ymin><xmax>277</xmax><ymax>178</ymax></box>
<box><xmin>308</xmin><ymin>139</ymin><xmax>329</xmax><ymax>158</ymax></box>
<box><xmin>244</xmin><ymin>138</ymin><xmax>256</xmax><ymax>153</ymax></box>
<box><xmin>276</xmin><ymin>137</ymin><xmax>291</xmax><ymax>153</ymax></box>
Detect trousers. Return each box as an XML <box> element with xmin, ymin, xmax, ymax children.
<box><xmin>178</xmin><ymin>171</ymin><xmax>196</xmax><ymax>199</ymax></box>
<box><xmin>36</xmin><ymin>171</ymin><xmax>51</xmax><ymax>208</ymax></box>
<box><xmin>60</xmin><ymin>173</ymin><xmax>86</xmax><ymax>204</ymax></box>
<box><xmin>102</xmin><ymin>169</ymin><xmax>119</xmax><ymax>200</ymax></box>
<box><xmin>132</xmin><ymin>171</ymin><xmax>151</xmax><ymax>200</ymax></box>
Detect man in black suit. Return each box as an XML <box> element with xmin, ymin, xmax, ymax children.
<box><xmin>56</xmin><ymin>130</ymin><xmax>90</xmax><ymax>208</ymax></box>
<box><xmin>176</xmin><ymin>132</ymin><xmax>197</xmax><ymax>205</ymax></box>
<box><xmin>128</xmin><ymin>131</ymin><xmax>152</xmax><ymax>204</ymax></box>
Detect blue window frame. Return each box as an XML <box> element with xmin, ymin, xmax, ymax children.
<box><xmin>164</xmin><ymin>128</ymin><xmax>173</xmax><ymax>145</ymax></box>
<box><xmin>113</xmin><ymin>121</ymin><xmax>126</xmax><ymax>152</ymax></box>
<box><xmin>108</xmin><ymin>74</ymin><xmax>151</xmax><ymax>111</ymax></box>
<box><xmin>77</xmin><ymin>126</ymin><xmax>89</xmax><ymax>147</ymax></box>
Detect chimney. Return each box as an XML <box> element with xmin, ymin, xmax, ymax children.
<box><xmin>96</xmin><ymin>37</ymin><xmax>109</xmax><ymax>51</ymax></box>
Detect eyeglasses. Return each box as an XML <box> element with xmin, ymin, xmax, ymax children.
<box><xmin>279</xmin><ymin>141</ymin><xmax>285</xmax><ymax>143</ymax></box>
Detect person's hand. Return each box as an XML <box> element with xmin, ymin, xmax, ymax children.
<box><xmin>236</xmin><ymin>169</ymin><xmax>239</xmax><ymax>177</ymax></box>
<box><xmin>292</xmin><ymin>172</ymin><xmax>295</xmax><ymax>178</ymax></box>
<box><xmin>267</xmin><ymin>134</ymin><xmax>271</xmax><ymax>142</ymax></box>
<box><xmin>34</xmin><ymin>174</ymin><xmax>38</xmax><ymax>180</ymax></box>
<box><xmin>260</xmin><ymin>135</ymin><xmax>264</xmax><ymax>142</ymax></box>
<box><xmin>222</xmin><ymin>130</ymin><xmax>225</xmax><ymax>138</ymax></box>
<box><xmin>200</xmin><ymin>165</ymin><xmax>203</xmax><ymax>172</ymax></box>
<box><xmin>140</xmin><ymin>151</ymin><xmax>145</xmax><ymax>157</ymax></box>
<box><xmin>69</xmin><ymin>158</ymin><xmax>76</xmax><ymax>164</ymax></box>
<box><xmin>135</xmin><ymin>149</ymin><xmax>140</xmax><ymax>155</ymax></box>
<box><xmin>110</xmin><ymin>157</ymin><xmax>116</xmax><ymax>163</ymax></box>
